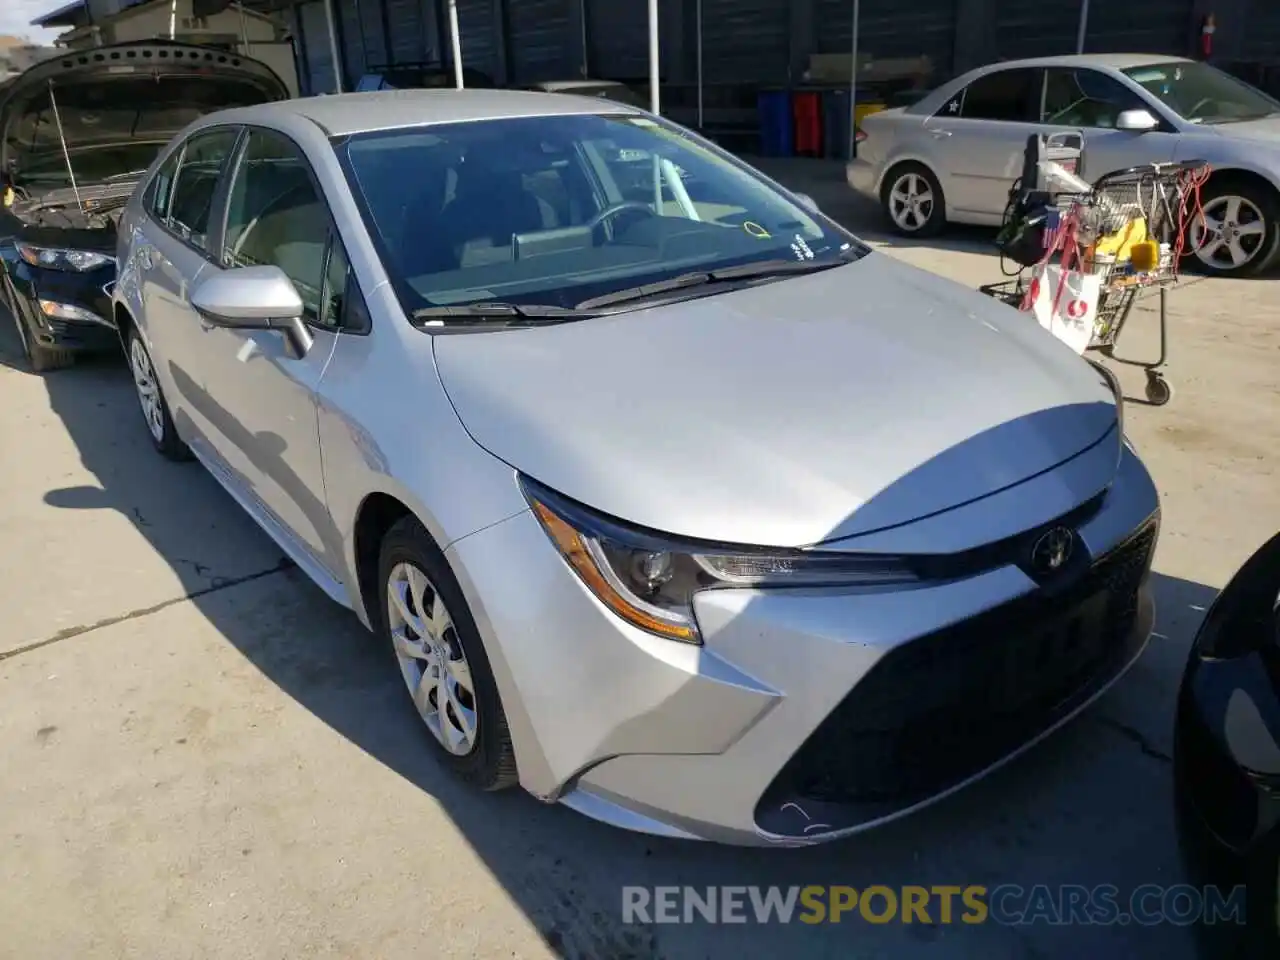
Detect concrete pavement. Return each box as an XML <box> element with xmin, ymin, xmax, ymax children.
<box><xmin>1</xmin><ymin>165</ymin><xmax>1278</xmax><ymax>959</ymax></box>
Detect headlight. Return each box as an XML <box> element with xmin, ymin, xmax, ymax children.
<box><xmin>17</xmin><ymin>243</ymin><xmax>115</xmax><ymax>272</ymax></box>
<box><xmin>521</xmin><ymin>477</ymin><xmax>917</xmax><ymax>645</ymax></box>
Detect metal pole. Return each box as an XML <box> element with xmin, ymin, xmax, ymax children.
<box><xmin>448</xmin><ymin>0</ymin><xmax>464</xmax><ymax>88</ymax></box>
<box><xmin>168</xmin><ymin>0</ymin><xmax>178</xmax><ymax>40</ymax></box>
<box><xmin>696</xmin><ymin>0</ymin><xmax>703</xmax><ymax>128</ymax></box>
<box><xmin>847</xmin><ymin>0</ymin><xmax>860</xmax><ymax>160</ymax></box>
<box><xmin>580</xmin><ymin>0</ymin><xmax>588</xmax><ymax>77</ymax></box>
<box><xmin>648</xmin><ymin>0</ymin><xmax>659</xmax><ymax>114</ymax></box>
<box><xmin>322</xmin><ymin>0</ymin><xmax>343</xmax><ymax>92</ymax></box>
<box><xmin>1075</xmin><ymin>0</ymin><xmax>1089</xmax><ymax>54</ymax></box>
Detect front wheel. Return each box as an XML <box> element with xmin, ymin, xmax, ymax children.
<box><xmin>1187</xmin><ymin>180</ymin><xmax>1280</xmax><ymax>277</ymax></box>
<box><xmin>126</xmin><ymin>328</ymin><xmax>189</xmax><ymax>461</ymax></box>
<box><xmin>378</xmin><ymin>515</ymin><xmax>518</xmax><ymax>791</ymax></box>
<box><xmin>880</xmin><ymin>164</ymin><xmax>946</xmax><ymax>237</ymax></box>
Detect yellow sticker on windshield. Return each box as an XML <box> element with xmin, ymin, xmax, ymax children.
<box><xmin>743</xmin><ymin>221</ymin><xmax>771</xmax><ymax>239</ymax></box>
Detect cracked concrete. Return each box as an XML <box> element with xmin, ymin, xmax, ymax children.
<box><xmin>1</xmin><ymin>161</ymin><xmax>1278</xmax><ymax>959</ymax></box>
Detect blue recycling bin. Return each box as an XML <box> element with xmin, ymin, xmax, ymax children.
<box><xmin>757</xmin><ymin>89</ymin><xmax>793</xmax><ymax>157</ymax></box>
<box><xmin>823</xmin><ymin>89</ymin><xmax>852</xmax><ymax>161</ymax></box>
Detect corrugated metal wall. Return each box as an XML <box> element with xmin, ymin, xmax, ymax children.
<box><xmin>699</xmin><ymin>0</ymin><xmax>791</xmax><ymax>84</ymax></box>
<box><xmin>1241</xmin><ymin>0</ymin><xmax>1280</xmax><ymax>60</ymax></box>
<box><xmin>1085</xmin><ymin>1</ymin><xmax>1194</xmax><ymax>57</ymax></box>
<box><xmin>585</xmin><ymin>0</ymin><xmax>650</xmax><ymax>80</ymax></box>
<box><xmin>292</xmin><ymin>0</ymin><xmax>337</xmax><ymax>93</ymax></box>
<box><xmin>816</xmin><ymin>0</ymin><xmax>956</xmax><ymax>78</ymax></box>
<box><xmin>455</xmin><ymin>0</ymin><xmax>500</xmax><ymax>76</ymax></box>
<box><xmin>382</xmin><ymin>0</ymin><xmax>440</xmax><ymax>64</ymax></box>
<box><xmin>505</xmin><ymin>0</ymin><xmax>574</xmax><ymax>82</ymax></box>
<box><xmin>992</xmin><ymin>2</ymin><xmax>1078</xmax><ymax>61</ymax></box>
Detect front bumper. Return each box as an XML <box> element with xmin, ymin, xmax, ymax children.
<box><xmin>447</xmin><ymin>444</ymin><xmax>1160</xmax><ymax>846</ymax></box>
<box><xmin>0</xmin><ymin>253</ymin><xmax>119</xmax><ymax>353</ymax></box>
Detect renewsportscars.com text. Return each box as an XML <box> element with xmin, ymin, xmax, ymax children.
<box><xmin>621</xmin><ymin>884</ymin><xmax>1248</xmax><ymax>927</ymax></box>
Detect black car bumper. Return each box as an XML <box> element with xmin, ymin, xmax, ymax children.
<box><xmin>0</xmin><ymin>249</ymin><xmax>120</xmax><ymax>353</ymax></box>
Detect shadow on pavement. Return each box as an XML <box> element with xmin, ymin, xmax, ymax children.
<box><xmin>0</xmin><ymin>315</ymin><xmax>1222</xmax><ymax>959</ymax></box>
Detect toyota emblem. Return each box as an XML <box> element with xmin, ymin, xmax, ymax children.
<box><xmin>1030</xmin><ymin>526</ymin><xmax>1074</xmax><ymax>574</ymax></box>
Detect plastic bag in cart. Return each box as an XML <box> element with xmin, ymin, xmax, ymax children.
<box><xmin>1025</xmin><ymin>263</ymin><xmax>1102</xmax><ymax>355</ymax></box>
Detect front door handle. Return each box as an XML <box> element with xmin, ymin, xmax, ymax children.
<box><xmin>930</xmin><ymin>128</ymin><xmax>953</xmax><ymax>139</ymax></box>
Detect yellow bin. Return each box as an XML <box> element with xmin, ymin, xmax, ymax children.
<box><xmin>854</xmin><ymin>102</ymin><xmax>886</xmax><ymax>131</ymax></box>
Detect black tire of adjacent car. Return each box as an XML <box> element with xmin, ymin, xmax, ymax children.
<box><xmin>377</xmin><ymin>515</ymin><xmax>518</xmax><ymax>792</ymax></box>
<box><xmin>1174</xmin><ymin>743</ymin><xmax>1280</xmax><ymax>957</ymax></box>
<box><xmin>126</xmin><ymin>327</ymin><xmax>190</xmax><ymax>462</ymax></box>
<box><xmin>1187</xmin><ymin>177</ymin><xmax>1280</xmax><ymax>279</ymax></box>
<box><xmin>880</xmin><ymin>162</ymin><xmax>947</xmax><ymax>238</ymax></box>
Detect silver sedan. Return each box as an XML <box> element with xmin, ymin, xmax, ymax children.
<box><xmin>849</xmin><ymin>54</ymin><xmax>1280</xmax><ymax>277</ymax></box>
<box><xmin>113</xmin><ymin>89</ymin><xmax>1158</xmax><ymax>845</ymax></box>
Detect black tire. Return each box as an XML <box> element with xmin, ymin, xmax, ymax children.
<box><xmin>377</xmin><ymin>515</ymin><xmax>518</xmax><ymax>791</ymax></box>
<box><xmin>125</xmin><ymin>327</ymin><xmax>190</xmax><ymax>461</ymax></box>
<box><xmin>880</xmin><ymin>162</ymin><xmax>946</xmax><ymax>238</ymax></box>
<box><xmin>1186</xmin><ymin>177</ymin><xmax>1280</xmax><ymax>278</ymax></box>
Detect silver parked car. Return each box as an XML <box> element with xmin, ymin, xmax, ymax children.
<box><xmin>113</xmin><ymin>90</ymin><xmax>1159</xmax><ymax>846</ymax></box>
<box><xmin>848</xmin><ymin>54</ymin><xmax>1280</xmax><ymax>277</ymax></box>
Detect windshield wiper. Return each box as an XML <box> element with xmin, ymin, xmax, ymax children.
<box><xmin>575</xmin><ymin>254</ymin><xmax>854</xmax><ymax>310</ymax></box>
<box><xmin>410</xmin><ymin>302</ymin><xmax>593</xmax><ymax>325</ymax></box>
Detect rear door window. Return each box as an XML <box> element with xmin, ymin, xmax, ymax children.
<box><xmin>161</xmin><ymin>127</ymin><xmax>241</xmax><ymax>253</ymax></box>
<box><xmin>950</xmin><ymin>69</ymin><xmax>1042</xmax><ymax>122</ymax></box>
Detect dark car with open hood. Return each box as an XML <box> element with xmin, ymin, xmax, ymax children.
<box><xmin>0</xmin><ymin>41</ymin><xmax>289</xmax><ymax>371</ymax></box>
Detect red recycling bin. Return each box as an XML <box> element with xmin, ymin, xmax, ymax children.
<box><xmin>791</xmin><ymin>91</ymin><xmax>824</xmax><ymax>158</ymax></box>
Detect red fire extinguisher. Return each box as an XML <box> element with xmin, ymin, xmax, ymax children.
<box><xmin>1200</xmin><ymin>14</ymin><xmax>1216</xmax><ymax>60</ymax></box>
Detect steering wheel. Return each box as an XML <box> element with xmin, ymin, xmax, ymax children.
<box><xmin>586</xmin><ymin>201</ymin><xmax>658</xmax><ymax>235</ymax></box>
<box><xmin>1186</xmin><ymin>97</ymin><xmax>1216</xmax><ymax>118</ymax></box>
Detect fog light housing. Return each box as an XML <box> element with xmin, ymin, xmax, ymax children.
<box><xmin>38</xmin><ymin>300</ymin><xmax>110</xmax><ymax>326</ymax></box>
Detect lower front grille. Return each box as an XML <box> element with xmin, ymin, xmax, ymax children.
<box><xmin>761</xmin><ymin>519</ymin><xmax>1158</xmax><ymax>816</ymax></box>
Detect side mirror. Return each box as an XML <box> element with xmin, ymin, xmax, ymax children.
<box><xmin>1116</xmin><ymin>109</ymin><xmax>1159</xmax><ymax>133</ymax></box>
<box><xmin>190</xmin><ymin>265</ymin><xmax>314</xmax><ymax>358</ymax></box>
<box><xmin>794</xmin><ymin>192</ymin><xmax>820</xmax><ymax>213</ymax></box>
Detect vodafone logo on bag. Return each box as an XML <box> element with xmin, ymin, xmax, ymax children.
<box><xmin>1065</xmin><ymin>299</ymin><xmax>1089</xmax><ymax>319</ymax></box>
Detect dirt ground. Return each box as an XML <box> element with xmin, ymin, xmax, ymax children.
<box><xmin>1</xmin><ymin>157</ymin><xmax>1278</xmax><ymax>960</ymax></box>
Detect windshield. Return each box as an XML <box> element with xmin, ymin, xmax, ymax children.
<box><xmin>5</xmin><ymin>76</ymin><xmax>274</xmax><ymax>186</ymax></box>
<box><xmin>1122</xmin><ymin>60</ymin><xmax>1280</xmax><ymax>124</ymax></box>
<box><xmin>339</xmin><ymin>113</ymin><xmax>860</xmax><ymax>313</ymax></box>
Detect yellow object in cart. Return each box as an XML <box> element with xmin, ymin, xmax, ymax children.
<box><xmin>1128</xmin><ymin>239</ymin><xmax>1160</xmax><ymax>273</ymax></box>
<box><xmin>1093</xmin><ymin>216</ymin><xmax>1149</xmax><ymax>262</ymax></box>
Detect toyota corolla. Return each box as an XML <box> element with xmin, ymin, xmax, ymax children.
<box><xmin>112</xmin><ymin>89</ymin><xmax>1159</xmax><ymax>845</ymax></box>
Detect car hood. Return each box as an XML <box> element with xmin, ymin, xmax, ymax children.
<box><xmin>434</xmin><ymin>254</ymin><xmax>1118</xmax><ymax>548</ymax></box>
<box><xmin>1200</xmin><ymin>115</ymin><xmax>1280</xmax><ymax>144</ymax></box>
<box><xmin>0</xmin><ymin>41</ymin><xmax>288</xmax><ymax>182</ymax></box>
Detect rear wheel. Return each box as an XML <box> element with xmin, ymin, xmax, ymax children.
<box><xmin>880</xmin><ymin>163</ymin><xmax>946</xmax><ymax>237</ymax></box>
<box><xmin>1187</xmin><ymin>179</ymin><xmax>1280</xmax><ymax>277</ymax></box>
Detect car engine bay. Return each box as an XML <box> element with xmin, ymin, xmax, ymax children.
<box><xmin>2</xmin><ymin>180</ymin><xmax>135</xmax><ymax>249</ymax></box>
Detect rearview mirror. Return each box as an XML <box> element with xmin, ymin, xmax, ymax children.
<box><xmin>190</xmin><ymin>265</ymin><xmax>314</xmax><ymax>358</ymax></box>
<box><xmin>794</xmin><ymin>192</ymin><xmax>820</xmax><ymax>213</ymax></box>
<box><xmin>1115</xmin><ymin>109</ymin><xmax>1159</xmax><ymax>133</ymax></box>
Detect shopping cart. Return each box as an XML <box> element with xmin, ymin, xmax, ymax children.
<box><xmin>981</xmin><ymin>159</ymin><xmax>1212</xmax><ymax>407</ymax></box>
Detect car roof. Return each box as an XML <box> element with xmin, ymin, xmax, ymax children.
<box><xmin>977</xmin><ymin>52</ymin><xmax>1193</xmax><ymax>71</ymax></box>
<box><xmin>534</xmin><ymin>79</ymin><xmax>626</xmax><ymax>91</ymax></box>
<box><xmin>217</xmin><ymin>88</ymin><xmax>641</xmax><ymax>137</ymax></box>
